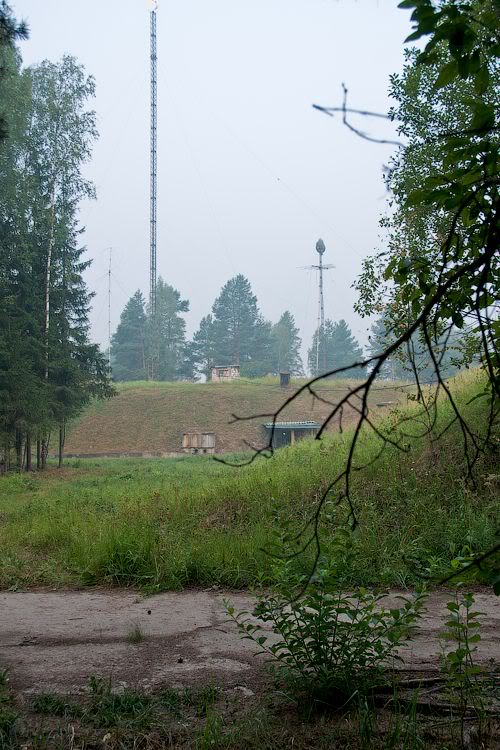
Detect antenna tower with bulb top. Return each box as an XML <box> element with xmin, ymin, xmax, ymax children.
<box><xmin>301</xmin><ymin>239</ymin><xmax>334</xmax><ymax>373</ymax></box>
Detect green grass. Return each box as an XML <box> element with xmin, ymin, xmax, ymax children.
<box><xmin>0</xmin><ymin>670</ymin><xmax>17</xmax><ymax>748</ymax></box>
<box><xmin>0</xmin><ymin>371</ymin><xmax>497</xmax><ymax>591</ymax></box>
<box><xmin>14</xmin><ymin>676</ymin><xmax>498</xmax><ymax>749</ymax></box>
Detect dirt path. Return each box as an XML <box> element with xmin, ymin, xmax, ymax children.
<box><xmin>1</xmin><ymin>589</ymin><xmax>499</xmax><ymax>695</ymax></box>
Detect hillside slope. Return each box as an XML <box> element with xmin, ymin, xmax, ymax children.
<box><xmin>63</xmin><ymin>378</ymin><xmax>406</xmax><ymax>456</ymax></box>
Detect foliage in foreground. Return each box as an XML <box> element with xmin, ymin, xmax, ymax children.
<box><xmin>227</xmin><ymin>531</ymin><xmax>427</xmax><ymax>706</ymax></box>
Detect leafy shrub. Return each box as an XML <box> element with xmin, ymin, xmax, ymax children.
<box><xmin>440</xmin><ymin>590</ymin><xmax>485</xmax><ymax>711</ymax></box>
<box><xmin>227</xmin><ymin>529</ymin><xmax>426</xmax><ymax>707</ymax></box>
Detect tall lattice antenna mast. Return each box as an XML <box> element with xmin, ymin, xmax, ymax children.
<box><xmin>149</xmin><ymin>1</ymin><xmax>158</xmax><ymax>315</ymax></box>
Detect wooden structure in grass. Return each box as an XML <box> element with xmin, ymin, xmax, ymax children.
<box><xmin>263</xmin><ymin>420</ymin><xmax>321</xmax><ymax>448</ymax></box>
<box><xmin>182</xmin><ymin>432</ymin><xmax>216</xmax><ymax>455</ymax></box>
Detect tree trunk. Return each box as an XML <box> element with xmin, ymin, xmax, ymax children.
<box><xmin>58</xmin><ymin>422</ymin><xmax>65</xmax><ymax>468</ymax></box>
<box><xmin>0</xmin><ymin>443</ymin><xmax>8</xmax><ymax>474</ymax></box>
<box><xmin>41</xmin><ymin>436</ymin><xmax>49</xmax><ymax>470</ymax></box>
<box><xmin>36</xmin><ymin>439</ymin><xmax>41</xmax><ymax>470</ymax></box>
<box><xmin>44</xmin><ymin>183</ymin><xmax>57</xmax><ymax>380</ymax></box>
<box><xmin>26</xmin><ymin>433</ymin><xmax>32</xmax><ymax>472</ymax></box>
<box><xmin>15</xmin><ymin>430</ymin><xmax>23</xmax><ymax>472</ymax></box>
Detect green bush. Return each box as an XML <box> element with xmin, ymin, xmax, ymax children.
<box><xmin>227</xmin><ymin>530</ymin><xmax>426</xmax><ymax>707</ymax></box>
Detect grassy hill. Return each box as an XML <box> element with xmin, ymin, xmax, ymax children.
<box><xmin>62</xmin><ymin>377</ymin><xmax>407</xmax><ymax>456</ymax></box>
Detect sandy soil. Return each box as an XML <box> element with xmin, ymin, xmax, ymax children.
<box><xmin>1</xmin><ymin>589</ymin><xmax>499</xmax><ymax>695</ymax></box>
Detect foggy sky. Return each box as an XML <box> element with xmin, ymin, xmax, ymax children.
<box><xmin>13</xmin><ymin>0</ymin><xmax>411</xmax><ymax>366</ymax></box>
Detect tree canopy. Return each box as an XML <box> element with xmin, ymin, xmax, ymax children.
<box><xmin>111</xmin><ymin>291</ymin><xmax>147</xmax><ymax>382</ymax></box>
<box><xmin>308</xmin><ymin>320</ymin><xmax>364</xmax><ymax>379</ymax></box>
<box><xmin>270</xmin><ymin>311</ymin><xmax>303</xmax><ymax>376</ymax></box>
<box><xmin>0</xmin><ymin>52</ymin><xmax>112</xmax><ymax>469</ymax></box>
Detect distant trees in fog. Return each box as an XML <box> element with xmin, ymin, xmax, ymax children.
<box><xmin>112</xmin><ymin>274</ymin><xmax>305</xmax><ymax>381</ymax></box>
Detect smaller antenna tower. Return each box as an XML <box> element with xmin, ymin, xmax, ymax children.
<box><xmin>301</xmin><ymin>239</ymin><xmax>334</xmax><ymax>373</ymax></box>
<box><xmin>107</xmin><ymin>247</ymin><xmax>112</xmax><ymax>373</ymax></box>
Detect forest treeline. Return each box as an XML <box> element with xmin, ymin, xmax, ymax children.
<box><xmin>0</xmin><ymin>30</ymin><xmax>112</xmax><ymax>469</ymax></box>
<box><xmin>110</xmin><ymin>275</ymin><xmax>378</xmax><ymax>382</ymax></box>
<box><xmin>111</xmin><ymin>275</ymin><xmax>465</xmax><ymax>383</ymax></box>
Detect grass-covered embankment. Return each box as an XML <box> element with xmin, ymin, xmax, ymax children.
<box><xmin>0</xmin><ymin>371</ymin><xmax>497</xmax><ymax>590</ymax></box>
<box><xmin>60</xmin><ymin>377</ymin><xmax>406</xmax><ymax>456</ymax></box>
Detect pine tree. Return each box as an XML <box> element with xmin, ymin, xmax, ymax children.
<box><xmin>211</xmin><ymin>274</ymin><xmax>262</xmax><ymax>371</ymax></box>
<box><xmin>111</xmin><ymin>291</ymin><xmax>147</xmax><ymax>381</ymax></box>
<box><xmin>271</xmin><ymin>311</ymin><xmax>303</xmax><ymax>375</ymax></box>
<box><xmin>308</xmin><ymin>319</ymin><xmax>364</xmax><ymax>378</ymax></box>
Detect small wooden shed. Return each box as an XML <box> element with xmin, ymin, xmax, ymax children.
<box><xmin>263</xmin><ymin>420</ymin><xmax>321</xmax><ymax>448</ymax></box>
<box><xmin>182</xmin><ymin>432</ymin><xmax>216</xmax><ymax>455</ymax></box>
<box><xmin>211</xmin><ymin>365</ymin><xmax>240</xmax><ymax>382</ymax></box>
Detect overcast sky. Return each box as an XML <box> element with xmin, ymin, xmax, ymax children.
<box><xmin>13</xmin><ymin>0</ymin><xmax>412</xmax><ymax>364</ymax></box>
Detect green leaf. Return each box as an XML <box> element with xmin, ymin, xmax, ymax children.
<box><xmin>405</xmin><ymin>29</ymin><xmax>429</xmax><ymax>42</ymax></box>
<box><xmin>474</xmin><ymin>66</ymin><xmax>490</xmax><ymax>95</ymax></box>
<box><xmin>434</xmin><ymin>60</ymin><xmax>458</xmax><ymax>89</ymax></box>
<box><xmin>470</xmin><ymin>102</ymin><xmax>495</xmax><ymax>133</ymax></box>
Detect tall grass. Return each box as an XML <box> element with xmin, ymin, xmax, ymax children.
<box><xmin>0</xmin><ymin>370</ymin><xmax>497</xmax><ymax>590</ymax></box>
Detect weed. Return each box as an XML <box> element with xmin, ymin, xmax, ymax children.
<box><xmin>31</xmin><ymin>693</ymin><xmax>82</xmax><ymax>719</ymax></box>
<box><xmin>440</xmin><ymin>589</ymin><xmax>486</xmax><ymax>747</ymax></box>
<box><xmin>384</xmin><ymin>688</ymin><xmax>424</xmax><ymax>750</ymax></box>
<box><xmin>186</xmin><ymin>685</ymin><xmax>220</xmax><ymax>717</ymax></box>
<box><xmin>92</xmin><ymin>690</ymin><xmax>154</xmax><ymax>729</ymax></box>
<box><xmin>126</xmin><ymin>622</ymin><xmax>145</xmax><ymax>643</ymax></box>
<box><xmin>86</xmin><ymin>678</ymin><xmax>153</xmax><ymax>729</ymax></box>
<box><xmin>159</xmin><ymin>684</ymin><xmax>220</xmax><ymax>717</ymax></box>
<box><xmin>0</xmin><ymin>671</ymin><xmax>17</xmax><ymax>750</ymax></box>
<box><xmin>0</xmin><ymin>709</ymin><xmax>17</xmax><ymax>749</ymax></box>
<box><xmin>195</xmin><ymin>710</ymin><xmax>226</xmax><ymax>749</ymax></box>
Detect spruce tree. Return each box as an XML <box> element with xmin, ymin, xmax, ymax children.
<box><xmin>0</xmin><ymin>2</ymin><xmax>28</xmax><ymax>140</ymax></box>
<box><xmin>190</xmin><ymin>314</ymin><xmax>217</xmax><ymax>380</ymax></box>
<box><xmin>242</xmin><ymin>317</ymin><xmax>274</xmax><ymax>378</ymax></box>
<box><xmin>308</xmin><ymin>319</ymin><xmax>364</xmax><ymax>378</ymax></box>
<box><xmin>111</xmin><ymin>291</ymin><xmax>147</xmax><ymax>381</ymax></box>
<box><xmin>271</xmin><ymin>311</ymin><xmax>303</xmax><ymax>375</ymax></box>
